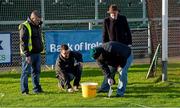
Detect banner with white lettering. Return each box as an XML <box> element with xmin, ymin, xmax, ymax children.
<box><xmin>45</xmin><ymin>30</ymin><xmax>102</xmax><ymax>65</ymax></box>
<box><xmin>0</xmin><ymin>33</ymin><xmax>11</xmax><ymax>63</ymax></box>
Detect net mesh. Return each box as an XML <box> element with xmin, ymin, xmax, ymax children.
<box><xmin>1</xmin><ymin>0</ymin><xmax>179</xmax><ymax>71</ymax></box>
<box><xmin>146</xmin><ymin>0</ymin><xmax>180</xmax><ymax>57</ymax></box>
<box><xmin>0</xmin><ymin>0</ymin><xmax>144</xmax><ymax>30</ymax></box>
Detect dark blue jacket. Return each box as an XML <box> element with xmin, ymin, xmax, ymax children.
<box><xmin>94</xmin><ymin>41</ymin><xmax>131</xmax><ymax>78</ymax></box>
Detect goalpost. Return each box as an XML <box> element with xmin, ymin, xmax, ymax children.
<box><xmin>146</xmin><ymin>0</ymin><xmax>169</xmax><ymax>81</ymax></box>
<box><xmin>161</xmin><ymin>0</ymin><xmax>168</xmax><ymax>81</ymax></box>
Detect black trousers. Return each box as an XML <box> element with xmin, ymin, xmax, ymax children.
<box><xmin>58</xmin><ymin>65</ymin><xmax>82</xmax><ymax>89</ymax></box>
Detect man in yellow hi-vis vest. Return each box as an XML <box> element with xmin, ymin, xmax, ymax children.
<box><xmin>19</xmin><ymin>10</ymin><xmax>44</xmax><ymax>95</ymax></box>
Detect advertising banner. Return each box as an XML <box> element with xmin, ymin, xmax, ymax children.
<box><xmin>45</xmin><ymin>30</ymin><xmax>102</xmax><ymax>65</ymax></box>
<box><xmin>0</xmin><ymin>33</ymin><xmax>11</xmax><ymax>64</ymax></box>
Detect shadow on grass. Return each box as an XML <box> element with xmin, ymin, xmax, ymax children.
<box><xmin>127</xmin><ymin>85</ymin><xmax>180</xmax><ymax>94</ymax></box>
<box><xmin>128</xmin><ymin>69</ymin><xmax>148</xmax><ymax>73</ymax></box>
<box><xmin>0</xmin><ymin>71</ymin><xmax>56</xmax><ymax>79</ymax></box>
<box><xmin>97</xmin><ymin>86</ymin><xmax>180</xmax><ymax>98</ymax></box>
<box><xmin>168</xmin><ymin>63</ymin><xmax>180</xmax><ymax>68</ymax></box>
<box><xmin>0</xmin><ymin>72</ymin><xmax>20</xmax><ymax>79</ymax></box>
<box><xmin>97</xmin><ymin>93</ymin><xmax>151</xmax><ymax>98</ymax></box>
<box><xmin>0</xmin><ymin>68</ymin><xmax>103</xmax><ymax>79</ymax></box>
<box><xmin>22</xmin><ymin>90</ymin><xmax>71</xmax><ymax>95</ymax></box>
<box><xmin>0</xmin><ymin>81</ymin><xmax>19</xmax><ymax>84</ymax></box>
<box><xmin>82</xmin><ymin>68</ymin><xmax>102</xmax><ymax>77</ymax></box>
<box><xmin>129</xmin><ymin>64</ymin><xmax>149</xmax><ymax>73</ymax></box>
<box><xmin>131</xmin><ymin>64</ymin><xmax>149</xmax><ymax>68</ymax></box>
<box><xmin>0</xmin><ymin>64</ymin><xmax>151</xmax><ymax>79</ymax></box>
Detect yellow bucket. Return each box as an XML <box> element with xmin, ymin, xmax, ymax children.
<box><xmin>81</xmin><ymin>82</ymin><xmax>98</xmax><ymax>98</ymax></box>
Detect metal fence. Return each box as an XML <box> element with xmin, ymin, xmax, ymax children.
<box><xmin>0</xmin><ymin>0</ymin><xmax>146</xmax><ymax>30</ymax></box>
<box><xmin>3</xmin><ymin>0</ymin><xmax>178</xmax><ymax>71</ymax></box>
<box><xmin>0</xmin><ymin>28</ymin><xmax>148</xmax><ymax>67</ymax></box>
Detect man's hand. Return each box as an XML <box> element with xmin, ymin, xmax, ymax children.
<box><xmin>108</xmin><ymin>78</ymin><xmax>114</xmax><ymax>86</ymax></box>
<box><xmin>74</xmin><ymin>62</ymin><xmax>83</xmax><ymax>70</ymax></box>
<box><xmin>128</xmin><ymin>44</ymin><xmax>132</xmax><ymax>48</ymax></box>
<box><xmin>26</xmin><ymin>56</ymin><xmax>31</xmax><ymax>64</ymax></box>
<box><xmin>75</xmin><ymin>62</ymin><xmax>83</xmax><ymax>67</ymax></box>
<box><xmin>78</xmin><ymin>62</ymin><xmax>83</xmax><ymax>70</ymax></box>
<box><xmin>79</xmin><ymin>62</ymin><xmax>83</xmax><ymax>67</ymax></box>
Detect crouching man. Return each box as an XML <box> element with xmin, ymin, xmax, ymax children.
<box><xmin>90</xmin><ymin>41</ymin><xmax>132</xmax><ymax>97</ymax></box>
<box><xmin>55</xmin><ymin>44</ymin><xmax>83</xmax><ymax>93</ymax></box>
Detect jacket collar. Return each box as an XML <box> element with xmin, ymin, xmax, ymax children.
<box><xmin>27</xmin><ymin>17</ymin><xmax>41</xmax><ymax>27</ymax></box>
<box><xmin>27</xmin><ymin>17</ymin><xmax>33</xmax><ymax>24</ymax></box>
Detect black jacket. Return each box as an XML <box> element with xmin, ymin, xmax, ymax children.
<box><xmin>94</xmin><ymin>41</ymin><xmax>131</xmax><ymax>78</ymax></box>
<box><xmin>19</xmin><ymin>17</ymin><xmax>43</xmax><ymax>57</ymax></box>
<box><xmin>102</xmin><ymin>14</ymin><xmax>132</xmax><ymax>45</ymax></box>
<box><xmin>55</xmin><ymin>51</ymin><xmax>83</xmax><ymax>77</ymax></box>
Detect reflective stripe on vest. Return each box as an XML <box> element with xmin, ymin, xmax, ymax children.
<box><xmin>19</xmin><ymin>21</ymin><xmax>32</xmax><ymax>53</ymax></box>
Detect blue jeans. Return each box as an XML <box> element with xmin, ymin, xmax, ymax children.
<box><xmin>99</xmin><ymin>54</ymin><xmax>133</xmax><ymax>96</ymax></box>
<box><xmin>20</xmin><ymin>53</ymin><xmax>42</xmax><ymax>93</ymax></box>
<box><xmin>117</xmin><ymin>54</ymin><xmax>133</xmax><ymax>96</ymax></box>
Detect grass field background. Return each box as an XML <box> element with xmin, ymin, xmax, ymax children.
<box><xmin>0</xmin><ymin>62</ymin><xmax>180</xmax><ymax>107</ymax></box>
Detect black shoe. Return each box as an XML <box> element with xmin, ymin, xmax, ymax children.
<box><xmin>38</xmin><ymin>89</ymin><xmax>44</xmax><ymax>93</ymax></box>
<box><xmin>33</xmin><ymin>91</ymin><xmax>42</xmax><ymax>94</ymax></box>
<box><xmin>116</xmin><ymin>94</ymin><xmax>124</xmax><ymax>97</ymax></box>
<box><xmin>58</xmin><ymin>81</ymin><xmax>65</xmax><ymax>89</ymax></box>
<box><xmin>33</xmin><ymin>90</ymin><xmax>43</xmax><ymax>94</ymax></box>
<box><xmin>97</xmin><ymin>89</ymin><xmax>108</xmax><ymax>93</ymax></box>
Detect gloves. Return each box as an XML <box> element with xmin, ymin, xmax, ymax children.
<box><xmin>108</xmin><ymin>78</ymin><xmax>114</xmax><ymax>86</ymax></box>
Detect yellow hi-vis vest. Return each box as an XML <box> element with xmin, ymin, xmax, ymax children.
<box><xmin>19</xmin><ymin>21</ymin><xmax>45</xmax><ymax>54</ymax></box>
<box><xmin>19</xmin><ymin>21</ymin><xmax>32</xmax><ymax>54</ymax></box>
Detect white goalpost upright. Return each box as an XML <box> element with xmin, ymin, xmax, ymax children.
<box><xmin>162</xmin><ymin>0</ymin><xmax>168</xmax><ymax>81</ymax></box>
